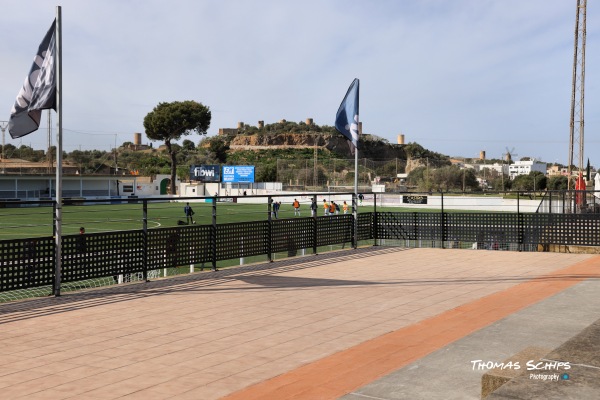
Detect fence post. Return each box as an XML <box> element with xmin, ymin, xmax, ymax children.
<box><xmin>440</xmin><ymin>191</ymin><xmax>445</xmax><ymax>249</ymax></box>
<box><xmin>413</xmin><ymin>211</ymin><xmax>418</xmax><ymax>246</ymax></box>
<box><xmin>211</xmin><ymin>196</ymin><xmax>218</xmax><ymax>271</ymax></box>
<box><xmin>372</xmin><ymin>192</ymin><xmax>377</xmax><ymax>247</ymax></box>
<box><xmin>142</xmin><ymin>200</ymin><xmax>148</xmax><ymax>281</ymax></box>
<box><xmin>267</xmin><ymin>196</ymin><xmax>273</xmax><ymax>262</ymax></box>
<box><xmin>52</xmin><ymin>202</ymin><xmax>58</xmax><ymax>295</ymax></box>
<box><xmin>517</xmin><ymin>192</ymin><xmax>522</xmax><ymax>252</ymax></box>
<box><xmin>312</xmin><ymin>194</ymin><xmax>318</xmax><ymax>255</ymax></box>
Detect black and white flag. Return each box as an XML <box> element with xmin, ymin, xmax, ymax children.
<box><xmin>335</xmin><ymin>78</ymin><xmax>359</xmax><ymax>155</ymax></box>
<box><xmin>9</xmin><ymin>19</ymin><xmax>57</xmax><ymax>139</ymax></box>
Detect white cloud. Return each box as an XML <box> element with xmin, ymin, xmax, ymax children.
<box><xmin>0</xmin><ymin>0</ymin><xmax>597</xmax><ymax>165</ymax></box>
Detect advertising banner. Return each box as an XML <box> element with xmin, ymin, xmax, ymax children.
<box><xmin>402</xmin><ymin>195</ymin><xmax>428</xmax><ymax>204</ymax></box>
<box><xmin>190</xmin><ymin>165</ymin><xmax>221</xmax><ymax>182</ymax></box>
<box><xmin>222</xmin><ymin>165</ymin><xmax>255</xmax><ymax>183</ymax></box>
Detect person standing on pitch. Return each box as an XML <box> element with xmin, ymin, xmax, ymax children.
<box><xmin>293</xmin><ymin>198</ymin><xmax>301</xmax><ymax>216</ymax></box>
<box><xmin>329</xmin><ymin>201</ymin><xmax>336</xmax><ymax>216</ymax></box>
<box><xmin>311</xmin><ymin>199</ymin><xmax>318</xmax><ymax>217</ymax></box>
<box><xmin>323</xmin><ymin>199</ymin><xmax>330</xmax><ymax>216</ymax></box>
<box><xmin>271</xmin><ymin>200</ymin><xmax>281</xmax><ymax>219</ymax></box>
<box><xmin>184</xmin><ymin>202</ymin><xmax>195</xmax><ymax>224</ymax></box>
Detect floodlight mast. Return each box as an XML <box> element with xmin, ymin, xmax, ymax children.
<box><xmin>568</xmin><ymin>0</ymin><xmax>586</xmax><ymax>190</ymax></box>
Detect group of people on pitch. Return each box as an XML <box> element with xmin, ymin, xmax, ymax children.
<box><xmin>181</xmin><ymin>196</ymin><xmax>362</xmax><ymax>224</ymax></box>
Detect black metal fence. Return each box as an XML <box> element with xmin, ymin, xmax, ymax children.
<box><xmin>375</xmin><ymin>211</ymin><xmax>600</xmax><ymax>250</ymax></box>
<box><xmin>0</xmin><ymin>214</ymin><xmax>365</xmax><ymax>293</ymax></box>
<box><xmin>2</xmin><ymin>191</ymin><xmax>600</xmax><ymax>297</ymax></box>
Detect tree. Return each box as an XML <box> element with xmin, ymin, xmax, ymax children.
<box><xmin>68</xmin><ymin>150</ymin><xmax>91</xmax><ymax>173</ymax></box>
<box><xmin>2</xmin><ymin>143</ymin><xmax>17</xmax><ymax>158</ymax></box>
<box><xmin>530</xmin><ymin>171</ymin><xmax>547</xmax><ymax>191</ymax></box>
<box><xmin>143</xmin><ymin>100</ymin><xmax>211</xmax><ymax>194</ymax></box>
<box><xmin>432</xmin><ymin>165</ymin><xmax>479</xmax><ymax>192</ymax></box>
<box><xmin>489</xmin><ymin>175</ymin><xmax>510</xmax><ymax>191</ymax></box>
<box><xmin>182</xmin><ymin>139</ymin><xmax>195</xmax><ymax>151</ymax></box>
<box><xmin>407</xmin><ymin>166</ymin><xmax>427</xmax><ymax>189</ymax></box>
<box><xmin>208</xmin><ymin>138</ymin><xmax>230</xmax><ymax>163</ymax></box>
<box><xmin>256</xmin><ymin>163</ymin><xmax>277</xmax><ymax>182</ymax></box>
<box><xmin>511</xmin><ymin>172</ymin><xmax>546</xmax><ymax>191</ymax></box>
<box><xmin>511</xmin><ymin>175</ymin><xmax>532</xmax><ymax>191</ymax></box>
<box><xmin>547</xmin><ymin>175</ymin><xmax>568</xmax><ymax>190</ymax></box>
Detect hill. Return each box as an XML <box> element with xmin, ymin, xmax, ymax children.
<box><xmin>200</xmin><ymin>120</ymin><xmax>451</xmax><ymax>186</ymax></box>
<box><xmin>211</xmin><ymin>120</ymin><xmax>449</xmax><ymax>169</ymax></box>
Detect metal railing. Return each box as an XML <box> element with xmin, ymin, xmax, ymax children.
<box><xmin>1</xmin><ymin>191</ymin><xmax>600</xmax><ymax>298</ymax></box>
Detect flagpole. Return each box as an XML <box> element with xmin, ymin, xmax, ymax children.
<box><xmin>354</xmin><ymin>122</ymin><xmax>360</xmax><ymax>196</ymax></box>
<box><xmin>53</xmin><ymin>5</ymin><xmax>63</xmax><ymax>296</ymax></box>
<box><xmin>353</xmin><ymin>122</ymin><xmax>359</xmax><ymax>249</ymax></box>
<box><xmin>334</xmin><ymin>78</ymin><xmax>360</xmax><ymax>248</ymax></box>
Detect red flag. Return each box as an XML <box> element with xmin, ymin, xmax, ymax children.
<box><xmin>575</xmin><ymin>172</ymin><xmax>586</xmax><ymax>205</ymax></box>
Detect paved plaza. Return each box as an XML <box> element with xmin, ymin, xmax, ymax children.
<box><xmin>0</xmin><ymin>247</ymin><xmax>598</xmax><ymax>399</ymax></box>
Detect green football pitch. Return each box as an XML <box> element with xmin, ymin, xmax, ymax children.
<box><xmin>0</xmin><ymin>201</ymin><xmax>392</xmax><ymax>240</ymax></box>
<box><xmin>0</xmin><ymin>200</ymin><xmax>396</xmax><ymax>302</ymax></box>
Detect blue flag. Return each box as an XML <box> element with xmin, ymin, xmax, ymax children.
<box><xmin>335</xmin><ymin>78</ymin><xmax>359</xmax><ymax>152</ymax></box>
<box><xmin>9</xmin><ymin>20</ymin><xmax>57</xmax><ymax>139</ymax></box>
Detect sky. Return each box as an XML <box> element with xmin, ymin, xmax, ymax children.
<box><xmin>1</xmin><ymin>0</ymin><xmax>599</xmax><ymax>166</ymax></box>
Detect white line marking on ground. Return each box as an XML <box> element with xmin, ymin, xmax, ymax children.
<box><xmin>347</xmin><ymin>393</ymin><xmax>389</xmax><ymax>400</ymax></box>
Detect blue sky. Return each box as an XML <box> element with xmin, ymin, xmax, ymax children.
<box><xmin>1</xmin><ymin>1</ymin><xmax>599</xmax><ymax>165</ymax></box>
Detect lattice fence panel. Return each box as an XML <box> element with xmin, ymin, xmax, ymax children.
<box><xmin>530</xmin><ymin>213</ymin><xmax>600</xmax><ymax>246</ymax></box>
<box><xmin>376</xmin><ymin>212</ymin><xmax>413</xmax><ymax>240</ymax></box>
<box><xmin>0</xmin><ymin>237</ymin><xmax>55</xmax><ymax>291</ymax></box>
<box><xmin>147</xmin><ymin>225</ymin><xmax>212</xmax><ymax>270</ymax></box>
<box><xmin>271</xmin><ymin>218</ymin><xmax>314</xmax><ymax>254</ymax></box>
<box><xmin>376</xmin><ymin>212</ymin><xmax>442</xmax><ymax>241</ymax></box>
<box><xmin>316</xmin><ymin>215</ymin><xmax>353</xmax><ymax>246</ymax></box>
<box><xmin>62</xmin><ymin>230</ymin><xmax>145</xmax><ymax>282</ymax></box>
<box><xmin>216</xmin><ymin>221</ymin><xmax>269</xmax><ymax>261</ymax></box>
<box><xmin>357</xmin><ymin>213</ymin><xmax>373</xmax><ymax>241</ymax></box>
<box><xmin>445</xmin><ymin>213</ymin><xmax>520</xmax><ymax>249</ymax></box>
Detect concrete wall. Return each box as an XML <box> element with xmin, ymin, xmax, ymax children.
<box><xmin>375</xmin><ymin>194</ymin><xmax>542</xmax><ymax>213</ymax></box>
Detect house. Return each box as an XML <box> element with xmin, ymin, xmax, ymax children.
<box><xmin>547</xmin><ymin>165</ymin><xmax>569</xmax><ymax>177</ymax></box>
<box><xmin>508</xmin><ymin>159</ymin><xmax>547</xmax><ymax>179</ymax></box>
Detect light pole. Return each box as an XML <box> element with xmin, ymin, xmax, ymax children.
<box><xmin>0</xmin><ymin>121</ymin><xmax>8</xmax><ymax>174</ymax></box>
<box><xmin>314</xmin><ymin>133</ymin><xmax>318</xmax><ymax>188</ymax></box>
<box><xmin>0</xmin><ymin>120</ymin><xmax>7</xmax><ymax>160</ymax></box>
<box><xmin>114</xmin><ymin>134</ymin><xmax>118</xmax><ymax>175</ymax></box>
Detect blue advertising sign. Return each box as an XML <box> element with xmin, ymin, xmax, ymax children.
<box><xmin>190</xmin><ymin>165</ymin><xmax>221</xmax><ymax>182</ymax></box>
<box><xmin>222</xmin><ymin>165</ymin><xmax>255</xmax><ymax>183</ymax></box>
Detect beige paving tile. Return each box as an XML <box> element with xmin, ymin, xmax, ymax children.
<box><xmin>0</xmin><ymin>248</ymin><xmax>593</xmax><ymax>399</ymax></box>
<box><xmin>133</xmin><ymin>376</ymin><xmax>211</xmax><ymax>396</ymax></box>
<box><xmin>13</xmin><ymin>388</ymin><xmax>73</xmax><ymax>400</ymax></box>
<box><xmin>0</xmin><ymin>370</ymin><xmax>50</xmax><ymax>390</ymax></box>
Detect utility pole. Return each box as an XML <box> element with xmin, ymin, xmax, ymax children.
<box><xmin>114</xmin><ymin>134</ymin><xmax>118</xmax><ymax>175</ymax></box>
<box><xmin>0</xmin><ymin>121</ymin><xmax>7</xmax><ymax>173</ymax></box>
<box><xmin>501</xmin><ymin>156</ymin><xmax>505</xmax><ymax>192</ymax></box>
<box><xmin>568</xmin><ymin>0</ymin><xmax>587</xmax><ymax>189</ymax></box>
<box><xmin>313</xmin><ymin>134</ymin><xmax>318</xmax><ymax>188</ymax></box>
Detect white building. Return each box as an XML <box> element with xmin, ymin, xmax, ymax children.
<box><xmin>508</xmin><ymin>159</ymin><xmax>546</xmax><ymax>179</ymax></box>
<box><xmin>462</xmin><ymin>162</ymin><xmax>508</xmax><ymax>176</ymax></box>
<box><xmin>480</xmin><ymin>163</ymin><xmax>508</xmax><ymax>176</ymax></box>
